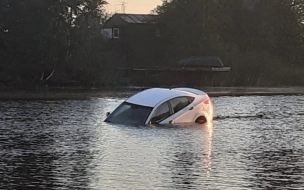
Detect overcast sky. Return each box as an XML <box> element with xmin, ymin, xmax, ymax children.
<box><xmin>105</xmin><ymin>0</ymin><xmax>163</xmax><ymax>14</ymax></box>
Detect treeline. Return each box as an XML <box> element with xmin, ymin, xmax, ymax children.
<box><xmin>155</xmin><ymin>0</ymin><xmax>304</xmax><ymax>86</ymax></box>
<box><xmin>0</xmin><ymin>0</ymin><xmax>117</xmax><ymax>88</ymax></box>
<box><xmin>0</xmin><ymin>0</ymin><xmax>304</xmax><ymax>88</ymax></box>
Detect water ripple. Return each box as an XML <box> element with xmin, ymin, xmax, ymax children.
<box><xmin>0</xmin><ymin>95</ymin><xmax>303</xmax><ymax>189</ymax></box>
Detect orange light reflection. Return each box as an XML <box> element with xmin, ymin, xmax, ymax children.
<box><xmin>205</xmin><ymin>120</ymin><xmax>213</xmax><ymax>177</ymax></box>
<box><xmin>206</xmin><ymin>104</ymin><xmax>214</xmax><ymax>123</ymax></box>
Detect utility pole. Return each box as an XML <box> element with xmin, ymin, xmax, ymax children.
<box><xmin>117</xmin><ymin>0</ymin><xmax>127</xmax><ymax>14</ymax></box>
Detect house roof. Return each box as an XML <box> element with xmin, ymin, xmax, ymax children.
<box><xmin>104</xmin><ymin>14</ymin><xmax>158</xmax><ymax>27</ymax></box>
<box><xmin>177</xmin><ymin>57</ymin><xmax>225</xmax><ymax>68</ymax></box>
<box><xmin>119</xmin><ymin>14</ymin><xmax>158</xmax><ymax>24</ymax></box>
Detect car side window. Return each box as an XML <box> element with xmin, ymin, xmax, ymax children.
<box><xmin>150</xmin><ymin>102</ymin><xmax>171</xmax><ymax>124</ymax></box>
<box><xmin>170</xmin><ymin>97</ymin><xmax>194</xmax><ymax>113</ymax></box>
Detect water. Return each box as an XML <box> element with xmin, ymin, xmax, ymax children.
<box><xmin>0</xmin><ymin>95</ymin><xmax>304</xmax><ymax>190</ymax></box>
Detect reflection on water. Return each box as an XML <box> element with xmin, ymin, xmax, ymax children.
<box><xmin>0</xmin><ymin>95</ymin><xmax>304</xmax><ymax>189</ymax></box>
<box><xmin>205</xmin><ymin>121</ymin><xmax>213</xmax><ymax>178</ymax></box>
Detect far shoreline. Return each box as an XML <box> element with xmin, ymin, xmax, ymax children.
<box><xmin>0</xmin><ymin>86</ymin><xmax>304</xmax><ymax>100</ymax></box>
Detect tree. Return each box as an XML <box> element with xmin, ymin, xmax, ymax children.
<box><xmin>154</xmin><ymin>0</ymin><xmax>304</xmax><ymax>86</ymax></box>
<box><xmin>229</xmin><ymin>0</ymin><xmax>304</xmax><ymax>64</ymax></box>
<box><xmin>0</xmin><ymin>0</ymin><xmax>108</xmax><ymax>86</ymax></box>
<box><xmin>155</xmin><ymin>0</ymin><xmax>242</xmax><ymax>61</ymax></box>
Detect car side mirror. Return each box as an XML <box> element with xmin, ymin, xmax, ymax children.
<box><xmin>106</xmin><ymin>112</ymin><xmax>111</xmax><ymax>117</ymax></box>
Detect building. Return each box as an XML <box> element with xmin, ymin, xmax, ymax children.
<box><xmin>102</xmin><ymin>14</ymin><xmax>159</xmax><ymax>40</ymax></box>
<box><xmin>102</xmin><ymin>14</ymin><xmax>162</xmax><ymax>68</ymax></box>
<box><xmin>102</xmin><ymin>14</ymin><xmax>231</xmax><ymax>87</ymax></box>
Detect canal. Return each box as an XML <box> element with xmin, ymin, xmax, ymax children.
<box><xmin>1</xmin><ymin>95</ymin><xmax>303</xmax><ymax>189</ymax></box>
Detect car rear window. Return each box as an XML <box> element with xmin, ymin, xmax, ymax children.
<box><xmin>105</xmin><ymin>102</ymin><xmax>153</xmax><ymax>125</ymax></box>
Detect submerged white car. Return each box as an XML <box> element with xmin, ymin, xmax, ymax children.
<box><xmin>104</xmin><ymin>88</ymin><xmax>213</xmax><ymax>125</ymax></box>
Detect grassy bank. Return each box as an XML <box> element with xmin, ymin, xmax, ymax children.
<box><xmin>1</xmin><ymin>87</ymin><xmax>304</xmax><ymax>100</ymax></box>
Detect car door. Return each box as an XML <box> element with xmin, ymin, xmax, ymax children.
<box><xmin>149</xmin><ymin>96</ymin><xmax>195</xmax><ymax>124</ymax></box>
<box><xmin>149</xmin><ymin>101</ymin><xmax>173</xmax><ymax>124</ymax></box>
<box><xmin>169</xmin><ymin>96</ymin><xmax>196</xmax><ymax>124</ymax></box>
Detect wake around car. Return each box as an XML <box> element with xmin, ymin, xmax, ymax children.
<box><xmin>104</xmin><ymin>88</ymin><xmax>213</xmax><ymax>125</ymax></box>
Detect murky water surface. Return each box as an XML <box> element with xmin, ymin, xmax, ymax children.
<box><xmin>0</xmin><ymin>95</ymin><xmax>304</xmax><ymax>189</ymax></box>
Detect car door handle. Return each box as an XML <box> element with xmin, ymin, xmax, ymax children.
<box><xmin>189</xmin><ymin>107</ymin><xmax>193</xmax><ymax>110</ymax></box>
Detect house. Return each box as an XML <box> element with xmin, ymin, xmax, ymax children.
<box><xmin>102</xmin><ymin>14</ymin><xmax>159</xmax><ymax>39</ymax></box>
<box><xmin>101</xmin><ymin>14</ymin><xmax>162</xmax><ymax>68</ymax></box>
<box><xmin>102</xmin><ymin>14</ymin><xmax>231</xmax><ymax>87</ymax></box>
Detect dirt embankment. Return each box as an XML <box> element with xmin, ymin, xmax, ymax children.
<box><xmin>0</xmin><ymin>87</ymin><xmax>304</xmax><ymax>100</ymax></box>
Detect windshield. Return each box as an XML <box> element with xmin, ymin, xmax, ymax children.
<box><xmin>105</xmin><ymin>102</ymin><xmax>153</xmax><ymax>125</ymax></box>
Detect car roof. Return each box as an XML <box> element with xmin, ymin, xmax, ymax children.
<box><xmin>172</xmin><ymin>88</ymin><xmax>207</xmax><ymax>96</ymax></box>
<box><xmin>126</xmin><ymin>88</ymin><xmax>199</xmax><ymax>107</ymax></box>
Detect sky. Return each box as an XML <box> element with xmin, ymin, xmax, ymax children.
<box><xmin>105</xmin><ymin>0</ymin><xmax>163</xmax><ymax>14</ymax></box>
